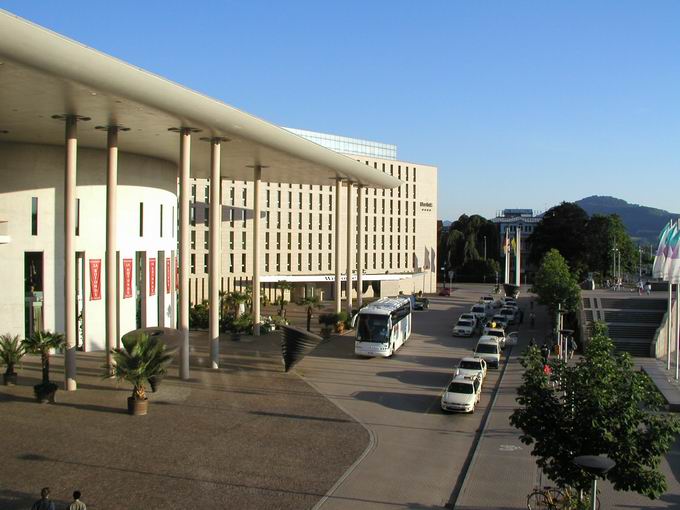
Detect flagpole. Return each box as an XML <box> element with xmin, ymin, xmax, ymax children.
<box><xmin>667</xmin><ymin>220</ymin><xmax>675</xmax><ymax>371</ymax></box>
<box><xmin>515</xmin><ymin>226</ymin><xmax>521</xmax><ymax>287</ymax></box>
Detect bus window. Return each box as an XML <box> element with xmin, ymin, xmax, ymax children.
<box><xmin>357</xmin><ymin>314</ymin><xmax>390</xmax><ymax>343</ymax></box>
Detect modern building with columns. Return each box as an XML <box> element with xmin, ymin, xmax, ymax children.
<box><xmin>187</xmin><ymin>130</ymin><xmax>438</xmax><ymax>306</ymax></box>
<box><xmin>0</xmin><ymin>11</ymin><xmax>410</xmax><ymax>387</ymax></box>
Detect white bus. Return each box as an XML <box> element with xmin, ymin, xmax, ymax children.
<box><xmin>354</xmin><ymin>297</ymin><xmax>413</xmax><ymax>357</ymax></box>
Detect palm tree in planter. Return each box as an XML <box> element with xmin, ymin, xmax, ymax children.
<box><xmin>0</xmin><ymin>334</ymin><xmax>25</xmax><ymax>385</ymax></box>
<box><xmin>109</xmin><ymin>333</ymin><xmax>175</xmax><ymax>416</ymax></box>
<box><xmin>21</xmin><ymin>330</ymin><xmax>65</xmax><ymax>403</ymax></box>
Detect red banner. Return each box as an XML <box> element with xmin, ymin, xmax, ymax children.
<box><xmin>123</xmin><ymin>259</ymin><xmax>133</xmax><ymax>299</ymax></box>
<box><xmin>176</xmin><ymin>258</ymin><xmax>179</xmax><ymax>290</ymax></box>
<box><xmin>149</xmin><ymin>258</ymin><xmax>156</xmax><ymax>296</ymax></box>
<box><xmin>89</xmin><ymin>259</ymin><xmax>102</xmax><ymax>301</ymax></box>
<box><xmin>166</xmin><ymin>257</ymin><xmax>171</xmax><ymax>294</ymax></box>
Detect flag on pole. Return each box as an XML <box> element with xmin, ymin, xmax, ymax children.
<box><xmin>661</xmin><ymin>224</ymin><xmax>680</xmax><ymax>281</ymax></box>
<box><xmin>652</xmin><ymin>221</ymin><xmax>674</xmax><ymax>279</ymax></box>
<box><xmin>510</xmin><ymin>238</ymin><xmax>517</xmax><ymax>254</ymax></box>
<box><xmin>665</xmin><ymin>223</ymin><xmax>680</xmax><ymax>283</ymax></box>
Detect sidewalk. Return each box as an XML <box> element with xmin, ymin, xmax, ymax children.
<box><xmin>454</xmin><ymin>297</ymin><xmax>547</xmax><ymax>509</ymax></box>
<box><xmin>454</xmin><ymin>295</ymin><xmax>680</xmax><ymax>509</ymax></box>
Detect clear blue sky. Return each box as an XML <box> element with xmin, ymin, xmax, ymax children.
<box><xmin>2</xmin><ymin>1</ymin><xmax>679</xmax><ymax>221</ymax></box>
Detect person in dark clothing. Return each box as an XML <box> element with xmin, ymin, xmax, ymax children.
<box><xmin>31</xmin><ymin>487</ymin><xmax>56</xmax><ymax>510</ymax></box>
<box><xmin>519</xmin><ymin>309</ymin><xmax>524</xmax><ymax>324</ymax></box>
<box><xmin>540</xmin><ymin>343</ymin><xmax>550</xmax><ymax>362</ymax></box>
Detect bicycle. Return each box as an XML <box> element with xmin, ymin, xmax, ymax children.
<box><xmin>526</xmin><ymin>486</ymin><xmax>599</xmax><ymax>509</ymax></box>
<box><xmin>527</xmin><ymin>486</ymin><xmax>567</xmax><ymax>509</ymax></box>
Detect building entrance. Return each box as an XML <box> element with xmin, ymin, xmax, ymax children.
<box><xmin>24</xmin><ymin>252</ymin><xmax>43</xmax><ymax>338</ymax></box>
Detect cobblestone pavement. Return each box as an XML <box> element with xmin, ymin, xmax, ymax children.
<box><xmin>0</xmin><ymin>333</ymin><xmax>368</xmax><ymax>510</ymax></box>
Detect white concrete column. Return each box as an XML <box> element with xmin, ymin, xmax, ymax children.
<box><xmin>179</xmin><ymin>128</ymin><xmax>192</xmax><ymax>380</ymax></box>
<box><xmin>357</xmin><ymin>185</ymin><xmax>364</xmax><ymax>308</ymax></box>
<box><xmin>64</xmin><ymin>116</ymin><xmax>78</xmax><ymax>391</ymax></box>
<box><xmin>334</xmin><ymin>178</ymin><xmax>343</xmax><ymax>314</ymax></box>
<box><xmin>105</xmin><ymin>126</ymin><xmax>118</xmax><ymax>371</ymax></box>
<box><xmin>252</xmin><ymin>166</ymin><xmax>262</xmax><ymax>335</ymax></box>
<box><xmin>208</xmin><ymin>138</ymin><xmax>224</xmax><ymax>368</ymax></box>
<box><xmin>345</xmin><ymin>182</ymin><xmax>354</xmax><ymax>316</ymax></box>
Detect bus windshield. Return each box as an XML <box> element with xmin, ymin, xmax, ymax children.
<box><xmin>357</xmin><ymin>314</ymin><xmax>390</xmax><ymax>343</ymax></box>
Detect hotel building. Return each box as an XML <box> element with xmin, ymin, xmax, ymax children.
<box><xmin>187</xmin><ymin>129</ymin><xmax>438</xmax><ymax>304</ymax></box>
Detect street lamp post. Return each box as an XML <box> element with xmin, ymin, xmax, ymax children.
<box><xmin>484</xmin><ymin>235</ymin><xmax>487</xmax><ymax>260</ymax></box>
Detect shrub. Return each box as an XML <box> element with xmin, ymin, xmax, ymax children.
<box><xmin>189</xmin><ymin>301</ymin><xmax>209</xmax><ymax>329</ymax></box>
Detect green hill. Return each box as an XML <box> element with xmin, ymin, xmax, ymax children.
<box><xmin>575</xmin><ymin>195</ymin><xmax>678</xmax><ymax>245</ymax></box>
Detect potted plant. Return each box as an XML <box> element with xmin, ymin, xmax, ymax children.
<box><xmin>109</xmin><ymin>332</ymin><xmax>174</xmax><ymax>416</ymax></box>
<box><xmin>21</xmin><ymin>330</ymin><xmax>65</xmax><ymax>403</ymax></box>
<box><xmin>335</xmin><ymin>311</ymin><xmax>349</xmax><ymax>333</ymax></box>
<box><xmin>230</xmin><ymin>314</ymin><xmax>253</xmax><ymax>341</ymax></box>
<box><xmin>318</xmin><ymin>313</ymin><xmax>336</xmax><ymax>339</ymax></box>
<box><xmin>0</xmin><ymin>333</ymin><xmax>25</xmax><ymax>385</ymax></box>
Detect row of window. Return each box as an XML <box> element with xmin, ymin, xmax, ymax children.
<box><xmin>190</xmin><ymin>228</ymin><xmax>416</xmax><ymax>253</ymax></box>
<box><xmin>189</xmin><ymin>251</ymin><xmax>413</xmax><ymax>274</ymax></box>
<box><xmin>29</xmin><ymin>198</ymin><xmax>174</xmax><ymax>240</ymax></box>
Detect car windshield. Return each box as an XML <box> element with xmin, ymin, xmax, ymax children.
<box><xmin>461</xmin><ymin>315</ymin><xmax>475</xmax><ymax>321</ymax></box>
<box><xmin>448</xmin><ymin>382</ymin><xmax>473</xmax><ymax>394</ymax></box>
<box><xmin>493</xmin><ymin>316</ymin><xmax>505</xmax><ymax>322</ymax></box>
<box><xmin>476</xmin><ymin>344</ymin><xmax>498</xmax><ymax>354</ymax></box>
<box><xmin>487</xmin><ymin>330</ymin><xmax>503</xmax><ymax>337</ymax></box>
<box><xmin>457</xmin><ymin>320</ymin><xmax>472</xmax><ymax>327</ymax></box>
<box><xmin>500</xmin><ymin>310</ymin><xmax>512</xmax><ymax>316</ymax></box>
<box><xmin>472</xmin><ymin>306</ymin><xmax>485</xmax><ymax>313</ymax></box>
<box><xmin>357</xmin><ymin>314</ymin><xmax>390</xmax><ymax>343</ymax></box>
<box><xmin>460</xmin><ymin>361</ymin><xmax>482</xmax><ymax>370</ymax></box>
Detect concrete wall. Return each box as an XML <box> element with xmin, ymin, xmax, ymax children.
<box><xmin>654</xmin><ymin>289</ymin><xmax>679</xmax><ymax>360</ymax></box>
<box><xmin>0</xmin><ymin>141</ymin><xmax>177</xmax><ymax>350</ymax></box>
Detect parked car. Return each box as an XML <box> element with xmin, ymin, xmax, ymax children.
<box><xmin>441</xmin><ymin>374</ymin><xmax>482</xmax><ymax>413</ymax></box>
<box><xmin>470</xmin><ymin>303</ymin><xmax>491</xmax><ymax>321</ymax></box>
<box><xmin>459</xmin><ymin>313</ymin><xmax>478</xmax><ymax>328</ymax></box>
<box><xmin>482</xmin><ymin>326</ymin><xmax>506</xmax><ymax>349</ymax></box>
<box><xmin>499</xmin><ymin>306</ymin><xmax>517</xmax><ymax>325</ymax></box>
<box><xmin>489</xmin><ymin>314</ymin><xmax>510</xmax><ymax>330</ymax></box>
<box><xmin>452</xmin><ymin>319</ymin><xmax>475</xmax><ymax>337</ymax></box>
<box><xmin>501</xmin><ymin>297</ymin><xmax>517</xmax><ymax>307</ymax></box>
<box><xmin>455</xmin><ymin>357</ymin><xmax>487</xmax><ymax>381</ymax></box>
<box><xmin>474</xmin><ymin>336</ymin><xmax>501</xmax><ymax>368</ymax></box>
<box><xmin>480</xmin><ymin>296</ymin><xmax>499</xmax><ymax>308</ymax></box>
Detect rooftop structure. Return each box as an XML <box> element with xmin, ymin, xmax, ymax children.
<box><xmin>285</xmin><ymin>127</ymin><xmax>397</xmax><ymax>160</ymax></box>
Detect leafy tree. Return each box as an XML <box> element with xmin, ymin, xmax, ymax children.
<box><xmin>584</xmin><ymin>214</ymin><xmax>637</xmax><ymax>278</ymax></box>
<box><xmin>442</xmin><ymin>214</ymin><xmax>500</xmax><ymax>278</ymax></box>
<box><xmin>511</xmin><ymin>323</ymin><xmax>680</xmax><ymax>498</ymax></box>
<box><xmin>531</xmin><ymin>249</ymin><xmax>581</xmax><ymax>318</ymax></box>
<box><xmin>528</xmin><ymin>202</ymin><xmax>589</xmax><ymax>276</ymax></box>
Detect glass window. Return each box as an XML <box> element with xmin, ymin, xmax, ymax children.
<box><xmin>204</xmin><ymin>254</ymin><xmax>208</xmax><ymax>273</ymax></box>
<box><xmin>140</xmin><ymin>202</ymin><xmax>145</xmax><ymax>235</ymax></box>
<box><xmin>191</xmin><ymin>230</ymin><xmax>196</xmax><ymax>249</ymax></box>
<box><xmin>190</xmin><ymin>254</ymin><xmax>195</xmax><ymax>274</ymax></box>
<box><xmin>242</xmin><ymin>254</ymin><xmax>246</xmax><ymax>272</ymax></box>
<box><xmin>30</xmin><ymin>197</ymin><xmax>38</xmax><ymax>236</ymax></box>
<box><xmin>242</xmin><ymin>232</ymin><xmax>246</xmax><ymax>249</ymax></box>
<box><xmin>204</xmin><ymin>231</ymin><xmax>208</xmax><ymax>250</ymax></box>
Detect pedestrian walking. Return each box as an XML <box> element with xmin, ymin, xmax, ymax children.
<box><xmin>31</xmin><ymin>487</ymin><xmax>56</xmax><ymax>510</ymax></box>
<box><xmin>530</xmin><ymin>300</ymin><xmax>534</xmax><ymax>310</ymax></box>
<box><xmin>569</xmin><ymin>338</ymin><xmax>578</xmax><ymax>360</ymax></box>
<box><xmin>519</xmin><ymin>309</ymin><xmax>524</xmax><ymax>325</ymax></box>
<box><xmin>645</xmin><ymin>282</ymin><xmax>652</xmax><ymax>296</ymax></box>
<box><xmin>530</xmin><ymin>312</ymin><xmax>535</xmax><ymax>328</ymax></box>
<box><xmin>540</xmin><ymin>342</ymin><xmax>550</xmax><ymax>362</ymax></box>
<box><xmin>637</xmin><ymin>281</ymin><xmax>644</xmax><ymax>295</ymax></box>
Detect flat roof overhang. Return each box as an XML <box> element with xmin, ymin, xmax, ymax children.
<box><xmin>0</xmin><ymin>10</ymin><xmax>401</xmax><ymax>188</ymax></box>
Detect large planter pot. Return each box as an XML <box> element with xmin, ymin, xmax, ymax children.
<box><xmin>127</xmin><ymin>397</ymin><xmax>149</xmax><ymax>416</ymax></box>
<box><xmin>34</xmin><ymin>382</ymin><xmax>58</xmax><ymax>404</ymax></box>
<box><xmin>3</xmin><ymin>372</ymin><xmax>18</xmax><ymax>386</ymax></box>
<box><xmin>149</xmin><ymin>376</ymin><xmax>163</xmax><ymax>393</ymax></box>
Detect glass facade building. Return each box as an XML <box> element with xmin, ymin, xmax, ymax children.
<box><xmin>285</xmin><ymin>127</ymin><xmax>397</xmax><ymax>160</ymax></box>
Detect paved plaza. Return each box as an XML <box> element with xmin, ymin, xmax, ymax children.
<box><xmin>4</xmin><ymin>284</ymin><xmax>680</xmax><ymax>509</ymax></box>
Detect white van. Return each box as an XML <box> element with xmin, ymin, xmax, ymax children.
<box><xmin>474</xmin><ymin>336</ymin><xmax>501</xmax><ymax>368</ymax></box>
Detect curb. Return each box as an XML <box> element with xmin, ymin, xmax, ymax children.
<box><xmin>303</xmin><ymin>376</ymin><xmax>378</xmax><ymax>510</ymax></box>
<box><xmin>447</xmin><ymin>345</ymin><xmax>514</xmax><ymax>508</ymax></box>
